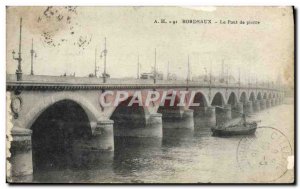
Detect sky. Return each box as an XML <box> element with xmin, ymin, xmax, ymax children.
<box><xmin>6</xmin><ymin>6</ymin><xmax>294</xmax><ymax>85</ymax></box>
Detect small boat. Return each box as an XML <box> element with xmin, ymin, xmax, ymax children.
<box><xmin>211</xmin><ymin>121</ymin><xmax>257</xmax><ymax>136</ymax></box>
<box><xmin>211</xmin><ymin>109</ymin><xmax>258</xmax><ymax>136</ymax></box>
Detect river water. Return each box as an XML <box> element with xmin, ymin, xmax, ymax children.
<box><xmin>33</xmin><ymin>104</ymin><xmax>294</xmax><ymax>183</ymax></box>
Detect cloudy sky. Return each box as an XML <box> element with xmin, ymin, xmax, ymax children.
<box><xmin>6</xmin><ymin>6</ymin><xmax>294</xmax><ymax>84</ymax></box>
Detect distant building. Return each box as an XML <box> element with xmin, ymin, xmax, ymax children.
<box><xmin>102</xmin><ymin>73</ymin><xmax>110</xmax><ymax>78</ymax></box>
<box><xmin>218</xmin><ymin>75</ymin><xmax>236</xmax><ymax>84</ymax></box>
<box><xmin>88</xmin><ymin>73</ymin><xmax>110</xmax><ymax>79</ymax></box>
<box><xmin>140</xmin><ymin>72</ymin><xmax>163</xmax><ymax>80</ymax></box>
<box><xmin>192</xmin><ymin>74</ymin><xmax>237</xmax><ymax>84</ymax></box>
<box><xmin>167</xmin><ymin>73</ymin><xmax>177</xmax><ymax>80</ymax></box>
<box><xmin>88</xmin><ymin>73</ymin><xmax>95</xmax><ymax>78</ymax></box>
<box><xmin>192</xmin><ymin>75</ymin><xmax>208</xmax><ymax>82</ymax></box>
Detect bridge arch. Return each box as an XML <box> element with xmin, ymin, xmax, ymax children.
<box><xmin>158</xmin><ymin>92</ymin><xmax>183</xmax><ymax>121</ymax></box>
<box><xmin>263</xmin><ymin>92</ymin><xmax>267</xmax><ymax>99</ymax></box>
<box><xmin>189</xmin><ymin>91</ymin><xmax>209</xmax><ymax>118</ymax></box>
<box><xmin>268</xmin><ymin>93</ymin><xmax>272</xmax><ymax>99</ymax></box>
<box><xmin>239</xmin><ymin>91</ymin><xmax>248</xmax><ymax>104</ymax></box>
<box><xmin>110</xmin><ymin>96</ymin><xmax>147</xmax><ymax>128</ymax></box>
<box><xmin>191</xmin><ymin>91</ymin><xmax>209</xmax><ymax>107</ymax></box>
<box><xmin>31</xmin><ymin>99</ymin><xmax>94</xmax><ymax>171</ymax></box>
<box><xmin>23</xmin><ymin>93</ymin><xmax>99</xmax><ymax>131</ymax></box>
<box><xmin>227</xmin><ymin>92</ymin><xmax>238</xmax><ymax>107</ymax></box>
<box><xmin>257</xmin><ymin>92</ymin><xmax>262</xmax><ymax>100</ymax></box>
<box><xmin>211</xmin><ymin>92</ymin><xmax>226</xmax><ymax>106</ymax></box>
<box><xmin>249</xmin><ymin>92</ymin><xmax>256</xmax><ymax>101</ymax></box>
<box><xmin>106</xmin><ymin>92</ymin><xmax>150</xmax><ymax>118</ymax></box>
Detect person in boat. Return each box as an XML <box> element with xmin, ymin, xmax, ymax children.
<box><xmin>238</xmin><ymin>113</ymin><xmax>247</xmax><ymax>127</ymax></box>
<box><xmin>242</xmin><ymin>113</ymin><xmax>247</xmax><ymax>127</ymax></box>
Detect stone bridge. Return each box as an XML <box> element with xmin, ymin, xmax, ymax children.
<box><xmin>6</xmin><ymin>75</ymin><xmax>284</xmax><ymax>181</ymax></box>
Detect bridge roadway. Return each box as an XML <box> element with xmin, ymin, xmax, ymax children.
<box><xmin>6</xmin><ymin>74</ymin><xmax>285</xmax><ymax>182</ymax></box>
<box><xmin>7</xmin><ymin>74</ymin><xmax>281</xmax><ymax>91</ymax></box>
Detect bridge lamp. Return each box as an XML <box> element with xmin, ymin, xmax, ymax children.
<box><xmin>12</xmin><ymin>50</ymin><xmax>16</xmax><ymax>59</ymax></box>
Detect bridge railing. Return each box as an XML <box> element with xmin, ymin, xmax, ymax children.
<box><xmin>6</xmin><ymin>74</ymin><xmax>283</xmax><ymax>91</ymax></box>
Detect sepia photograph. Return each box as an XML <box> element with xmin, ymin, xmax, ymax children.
<box><xmin>5</xmin><ymin>6</ymin><xmax>295</xmax><ymax>184</ymax></box>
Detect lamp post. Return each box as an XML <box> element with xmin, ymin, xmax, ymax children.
<box><xmin>186</xmin><ymin>55</ymin><xmax>190</xmax><ymax>86</ymax></box>
<box><xmin>30</xmin><ymin>38</ymin><xmax>37</xmax><ymax>75</ymax></box>
<box><xmin>226</xmin><ymin>64</ymin><xmax>229</xmax><ymax>86</ymax></box>
<box><xmin>167</xmin><ymin>61</ymin><xmax>170</xmax><ymax>80</ymax></box>
<box><xmin>204</xmin><ymin>67</ymin><xmax>207</xmax><ymax>83</ymax></box>
<box><xmin>100</xmin><ymin>37</ymin><xmax>108</xmax><ymax>83</ymax></box>
<box><xmin>137</xmin><ymin>54</ymin><xmax>140</xmax><ymax>79</ymax></box>
<box><xmin>12</xmin><ymin>18</ymin><xmax>23</xmax><ymax>81</ymax></box>
<box><xmin>94</xmin><ymin>48</ymin><xmax>99</xmax><ymax>77</ymax></box>
<box><xmin>209</xmin><ymin>61</ymin><xmax>212</xmax><ymax>86</ymax></box>
<box><xmin>238</xmin><ymin>68</ymin><xmax>241</xmax><ymax>87</ymax></box>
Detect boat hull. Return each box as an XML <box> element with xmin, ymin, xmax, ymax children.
<box><xmin>211</xmin><ymin>127</ymin><xmax>257</xmax><ymax>137</ymax></box>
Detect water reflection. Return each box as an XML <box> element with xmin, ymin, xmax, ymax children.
<box><xmin>33</xmin><ymin>150</ymin><xmax>114</xmax><ymax>183</ymax></box>
<box><xmin>113</xmin><ymin>136</ymin><xmax>162</xmax><ymax>177</ymax></box>
<box><xmin>31</xmin><ymin>105</ymin><xmax>292</xmax><ymax>183</ymax></box>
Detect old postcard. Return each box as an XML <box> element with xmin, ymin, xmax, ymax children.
<box><xmin>6</xmin><ymin>6</ymin><xmax>294</xmax><ymax>184</ymax></box>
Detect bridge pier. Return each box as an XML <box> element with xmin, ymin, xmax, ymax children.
<box><xmin>163</xmin><ymin>109</ymin><xmax>194</xmax><ymax>130</ymax></box>
<box><xmin>71</xmin><ymin>120</ymin><xmax>114</xmax><ymax>168</ymax></box>
<box><xmin>260</xmin><ymin>99</ymin><xmax>266</xmax><ymax>110</ymax></box>
<box><xmin>232</xmin><ymin>103</ymin><xmax>243</xmax><ymax>118</ymax></box>
<box><xmin>266</xmin><ymin>99</ymin><xmax>271</xmax><ymax>108</ymax></box>
<box><xmin>244</xmin><ymin>101</ymin><xmax>253</xmax><ymax>115</ymax></box>
<box><xmin>279</xmin><ymin>97</ymin><xmax>283</xmax><ymax>104</ymax></box>
<box><xmin>75</xmin><ymin>120</ymin><xmax>114</xmax><ymax>152</ymax></box>
<box><xmin>193</xmin><ymin>106</ymin><xmax>206</xmax><ymax>117</ymax></box>
<box><xmin>216</xmin><ymin>104</ymin><xmax>231</xmax><ymax>126</ymax></box>
<box><xmin>182</xmin><ymin>109</ymin><xmax>194</xmax><ymax>129</ymax></box>
<box><xmin>275</xmin><ymin>98</ymin><xmax>279</xmax><ymax>105</ymax></box>
<box><xmin>205</xmin><ymin>106</ymin><xmax>216</xmax><ymax>126</ymax></box>
<box><xmin>114</xmin><ymin>113</ymin><xmax>163</xmax><ymax>138</ymax></box>
<box><xmin>253</xmin><ymin>100</ymin><xmax>260</xmax><ymax>112</ymax></box>
<box><xmin>7</xmin><ymin>127</ymin><xmax>33</xmax><ymax>182</ymax></box>
<box><xmin>271</xmin><ymin>99</ymin><xmax>275</xmax><ymax>106</ymax></box>
<box><xmin>194</xmin><ymin>106</ymin><xmax>216</xmax><ymax>127</ymax></box>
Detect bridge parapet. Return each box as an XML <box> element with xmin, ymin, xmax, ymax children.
<box><xmin>6</xmin><ymin>81</ymin><xmax>283</xmax><ymax>92</ymax></box>
<box><xmin>7</xmin><ymin>74</ymin><xmax>283</xmax><ymax>91</ymax></box>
